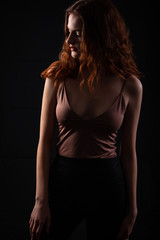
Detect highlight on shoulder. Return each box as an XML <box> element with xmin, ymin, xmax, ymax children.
<box><xmin>125</xmin><ymin>75</ymin><xmax>143</xmax><ymax>97</ymax></box>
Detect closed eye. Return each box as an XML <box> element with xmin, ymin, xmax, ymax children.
<box><xmin>67</xmin><ymin>29</ymin><xmax>81</xmax><ymax>37</ymax></box>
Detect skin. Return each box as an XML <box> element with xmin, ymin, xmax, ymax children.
<box><xmin>66</xmin><ymin>13</ymin><xmax>82</xmax><ymax>60</ymax></box>
<box><xmin>117</xmin><ymin>75</ymin><xmax>143</xmax><ymax>240</ymax></box>
<box><xmin>29</xmin><ymin>13</ymin><xmax>143</xmax><ymax>240</ymax></box>
<box><xmin>29</xmin><ymin>78</ymin><xmax>56</xmax><ymax>240</ymax></box>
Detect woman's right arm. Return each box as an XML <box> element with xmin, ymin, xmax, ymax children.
<box><xmin>29</xmin><ymin>77</ymin><xmax>57</xmax><ymax>240</ymax></box>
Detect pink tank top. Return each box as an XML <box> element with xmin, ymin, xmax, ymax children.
<box><xmin>56</xmin><ymin>80</ymin><xmax>127</xmax><ymax>159</ymax></box>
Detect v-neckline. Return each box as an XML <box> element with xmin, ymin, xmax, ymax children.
<box><xmin>63</xmin><ymin>81</ymin><xmax>125</xmax><ymax>121</ymax></box>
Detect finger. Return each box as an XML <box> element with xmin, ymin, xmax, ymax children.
<box><xmin>30</xmin><ymin>230</ymin><xmax>35</xmax><ymax>240</ymax></box>
<box><xmin>32</xmin><ymin>220</ymin><xmax>39</xmax><ymax>233</ymax></box>
<box><xmin>117</xmin><ymin>233</ymin><xmax>129</xmax><ymax>240</ymax></box>
<box><xmin>31</xmin><ymin>220</ymin><xmax>39</xmax><ymax>240</ymax></box>
<box><xmin>120</xmin><ymin>235</ymin><xmax>129</xmax><ymax>240</ymax></box>
<box><xmin>36</xmin><ymin>224</ymin><xmax>44</xmax><ymax>240</ymax></box>
<box><xmin>29</xmin><ymin>217</ymin><xmax>32</xmax><ymax>225</ymax></box>
<box><xmin>29</xmin><ymin>219</ymin><xmax>34</xmax><ymax>238</ymax></box>
<box><xmin>29</xmin><ymin>218</ymin><xmax>34</xmax><ymax>230</ymax></box>
<box><xmin>29</xmin><ymin>219</ymin><xmax>35</xmax><ymax>237</ymax></box>
<box><xmin>30</xmin><ymin>226</ymin><xmax>35</xmax><ymax>240</ymax></box>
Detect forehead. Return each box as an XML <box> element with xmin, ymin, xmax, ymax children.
<box><xmin>67</xmin><ymin>13</ymin><xmax>82</xmax><ymax>30</ymax></box>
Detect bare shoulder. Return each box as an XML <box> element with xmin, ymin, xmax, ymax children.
<box><xmin>45</xmin><ymin>76</ymin><xmax>56</xmax><ymax>85</ymax></box>
<box><xmin>42</xmin><ymin>77</ymin><xmax>58</xmax><ymax>105</ymax></box>
<box><xmin>45</xmin><ymin>76</ymin><xmax>61</xmax><ymax>92</ymax></box>
<box><xmin>125</xmin><ymin>75</ymin><xmax>143</xmax><ymax>97</ymax></box>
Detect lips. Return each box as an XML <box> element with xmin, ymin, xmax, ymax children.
<box><xmin>70</xmin><ymin>47</ymin><xmax>78</xmax><ymax>51</ymax></box>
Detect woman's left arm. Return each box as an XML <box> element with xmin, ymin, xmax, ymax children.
<box><xmin>120</xmin><ymin>76</ymin><xmax>143</xmax><ymax>216</ymax></box>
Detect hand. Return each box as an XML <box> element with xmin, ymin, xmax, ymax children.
<box><xmin>117</xmin><ymin>211</ymin><xmax>138</xmax><ymax>240</ymax></box>
<box><xmin>29</xmin><ymin>202</ymin><xmax>51</xmax><ymax>240</ymax></box>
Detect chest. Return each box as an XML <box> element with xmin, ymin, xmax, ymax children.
<box><xmin>63</xmin><ymin>78</ymin><xmax>124</xmax><ymax>119</ymax></box>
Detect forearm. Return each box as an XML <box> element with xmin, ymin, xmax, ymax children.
<box><xmin>120</xmin><ymin>153</ymin><xmax>138</xmax><ymax>214</ymax></box>
<box><xmin>35</xmin><ymin>140</ymin><xmax>52</xmax><ymax>205</ymax></box>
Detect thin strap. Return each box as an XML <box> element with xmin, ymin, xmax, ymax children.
<box><xmin>120</xmin><ymin>80</ymin><xmax>126</xmax><ymax>95</ymax></box>
<box><xmin>56</xmin><ymin>81</ymin><xmax>65</xmax><ymax>100</ymax></box>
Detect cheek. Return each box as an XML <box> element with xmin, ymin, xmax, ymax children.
<box><xmin>77</xmin><ymin>40</ymin><xmax>81</xmax><ymax>49</ymax></box>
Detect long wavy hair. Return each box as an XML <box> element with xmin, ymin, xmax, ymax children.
<box><xmin>41</xmin><ymin>0</ymin><xmax>142</xmax><ymax>97</ymax></box>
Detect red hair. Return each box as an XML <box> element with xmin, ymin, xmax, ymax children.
<box><xmin>41</xmin><ymin>0</ymin><xmax>142</xmax><ymax>97</ymax></box>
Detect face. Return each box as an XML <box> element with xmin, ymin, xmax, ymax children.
<box><xmin>66</xmin><ymin>13</ymin><xmax>82</xmax><ymax>59</ymax></box>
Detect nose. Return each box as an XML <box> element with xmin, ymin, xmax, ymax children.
<box><xmin>66</xmin><ymin>33</ymin><xmax>75</xmax><ymax>45</ymax></box>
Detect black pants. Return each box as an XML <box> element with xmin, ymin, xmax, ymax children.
<box><xmin>41</xmin><ymin>153</ymin><xmax>128</xmax><ymax>240</ymax></box>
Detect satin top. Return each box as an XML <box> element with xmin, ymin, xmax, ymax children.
<box><xmin>55</xmin><ymin>80</ymin><xmax>127</xmax><ymax>159</ymax></box>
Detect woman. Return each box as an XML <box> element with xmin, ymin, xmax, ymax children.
<box><xmin>29</xmin><ymin>0</ymin><xmax>143</xmax><ymax>239</ymax></box>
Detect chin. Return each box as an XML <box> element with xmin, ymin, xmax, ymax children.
<box><xmin>71</xmin><ymin>51</ymin><xmax>80</xmax><ymax>59</ymax></box>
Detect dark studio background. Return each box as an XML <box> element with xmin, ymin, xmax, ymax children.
<box><xmin>1</xmin><ymin>0</ymin><xmax>159</xmax><ymax>239</ymax></box>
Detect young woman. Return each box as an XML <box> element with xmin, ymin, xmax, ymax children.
<box><xmin>29</xmin><ymin>0</ymin><xmax>143</xmax><ymax>239</ymax></box>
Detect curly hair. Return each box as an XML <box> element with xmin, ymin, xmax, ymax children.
<box><xmin>41</xmin><ymin>0</ymin><xmax>142</xmax><ymax>97</ymax></box>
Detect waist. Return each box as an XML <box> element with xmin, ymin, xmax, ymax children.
<box><xmin>54</xmin><ymin>153</ymin><xmax>118</xmax><ymax>165</ymax></box>
<box><xmin>51</xmin><ymin>153</ymin><xmax>125</xmax><ymax>184</ymax></box>
<box><xmin>56</xmin><ymin>129</ymin><xmax>118</xmax><ymax>159</ymax></box>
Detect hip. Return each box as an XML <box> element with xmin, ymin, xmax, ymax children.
<box><xmin>48</xmin><ymin>153</ymin><xmax>127</xmax><ymax>207</ymax></box>
<box><xmin>49</xmin><ymin>153</ymin><xmax>126</xmax><ymax>185</ymax></box>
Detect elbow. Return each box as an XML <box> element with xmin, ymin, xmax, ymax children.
<box><xmin>38</xmin><ymin>138</ymin><xmax>53</xmax><ymax>149</ymax></box>
<box><xmin>119</xmin><ymin>146</ymin><xmax>137</xmax><ymax>160</ymax></box>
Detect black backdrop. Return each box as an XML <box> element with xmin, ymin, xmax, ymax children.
<box><xmin>1</xmin><ymin>1</ymin><xmax>159</xmax><ymax>239</ymax></box>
